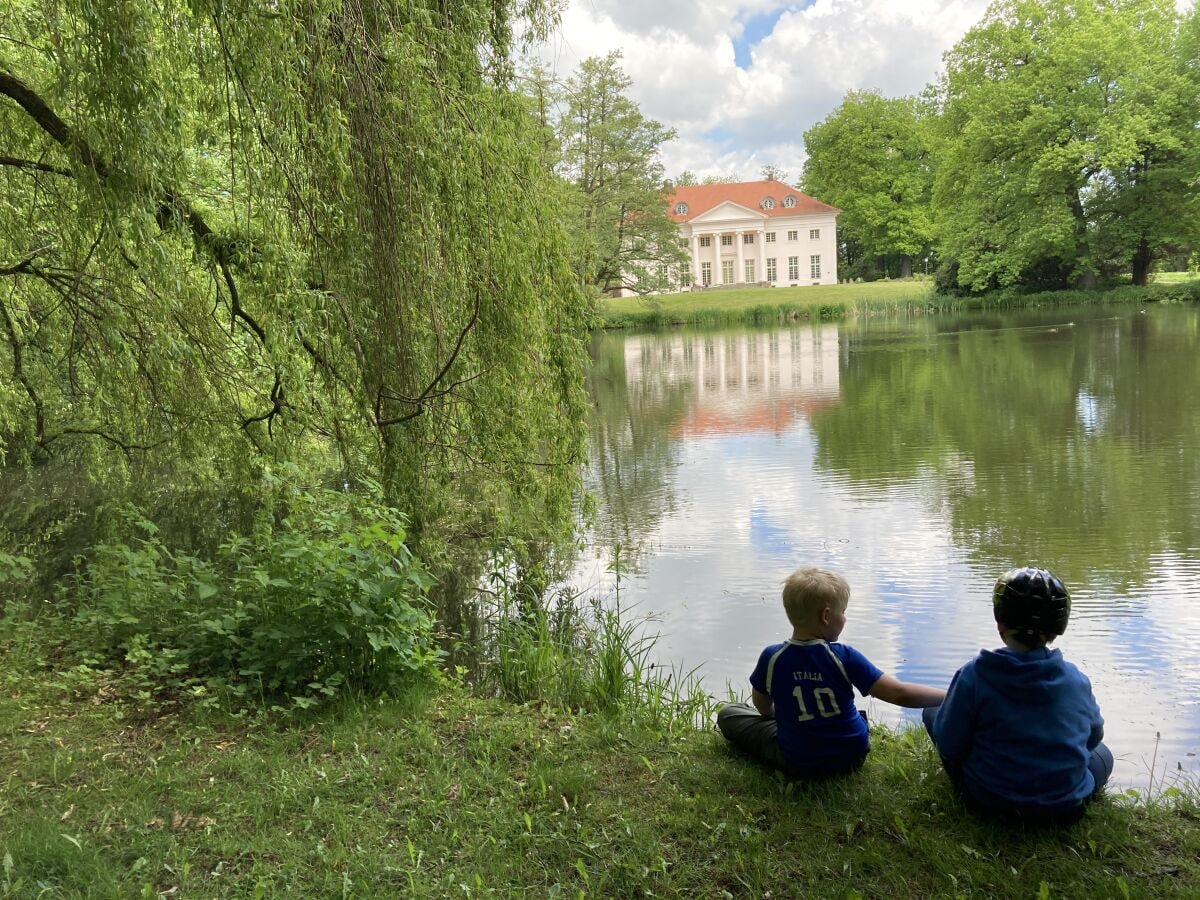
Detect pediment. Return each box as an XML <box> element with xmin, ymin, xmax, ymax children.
<box><xmin>689</xmin><ymin>200</ymin><xmax>764</xmax><ymax>223</ymax></box>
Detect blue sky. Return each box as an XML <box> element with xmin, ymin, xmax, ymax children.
<box><xmin>732</xmin><ymin>6</ymin><xmax>796</xmax><ymax>69</ymax></box>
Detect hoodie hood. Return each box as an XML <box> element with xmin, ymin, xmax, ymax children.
<box><xmin>974</xmin><ymin>647</ymin><xmax>1070</xmax><ymax>704</ymax></box>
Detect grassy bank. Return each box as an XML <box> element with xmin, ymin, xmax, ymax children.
<box><xmin>3</xmin><ymin>659</ymin><xmax>1198</xmax><ymax>898</ymax></box>
<box><xmin>598</xmin><ymin>276</ymin><xmax>1200</xmax><ymax>330</ymax></box>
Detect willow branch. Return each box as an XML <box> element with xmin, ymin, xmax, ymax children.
<box><xmin>44</xmin><ymin>428</ymin><xmax>167</xmax><ymax>455</ymax></box>
<box><xmin>0</xmin><ymin>70</ymin><xmax>265</xmax><ymax>342</ymax></box>
<box><xmin>0</xmin><ymin>154</ymin><xmax>71</xmax><ymax>177</ymax></box>
<box><xmin>241</xmin><ymin>373</ymin><xmax>286</xmax><ymax>438</ymax></box>
<box><xmin>0</xmin><ymin>295</ymin><xmax>46</xmax><ymax>447</ymax></box>
<box><xmin>377</xmin><ymin>290</ymin><xmax>481</xmax><ymax>427</ymax></box>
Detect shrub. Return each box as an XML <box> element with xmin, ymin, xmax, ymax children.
<box><xmin>72</xmin><ymin>481</ymin><xmax>442</xmax><ymax>705</ymax></box>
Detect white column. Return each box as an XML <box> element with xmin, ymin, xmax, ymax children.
<box><xmin>690</xmin><ymin>233</ymin><xmax>700</xmax><ymax>286</ymax></box>
<box><xmin>758</xmin><ymin>227</ymin><xmax>766</xmax><ymax>284</ymax></box>
<box><xmin>735</xmin><ymin>230</ymin><xmax>744</xmax><ymax>283</ymax></box>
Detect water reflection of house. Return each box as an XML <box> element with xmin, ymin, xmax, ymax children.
<box><xmin>623</xmin><ymin>326</ymin><xmax>842</xmax><ymax>436</ymax></box>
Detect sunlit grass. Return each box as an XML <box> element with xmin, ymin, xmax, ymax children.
<box><xmin>1153</xmin><ymin>271</ymin><xmax>1200</xmax><ymax>285</ymax></box>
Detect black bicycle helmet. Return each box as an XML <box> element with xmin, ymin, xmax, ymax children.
<box><xmin>992</xmin><ymin>567</ymin><xmax>1071</xmax><ymax>637</ymax></box>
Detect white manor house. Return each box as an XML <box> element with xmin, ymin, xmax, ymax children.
<box><xmin>665</xmin><ymin>179</ymin><xmax>840</xmax><ymax>289</ymax></box>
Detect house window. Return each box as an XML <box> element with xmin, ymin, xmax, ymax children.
<box><xmin>681</xmin><ymin>270</ymin><xmax>693</xmax><ymax>287</ymax></box>
<box><xmin>722</xmin><ymin>259</ymin><xmax>734</xmax><ymax>283</ymax></box>
<box><xmin>782</xmin><ymin>196</ymin><xmax>797</xmax><ymax>208</ymax></box>
<box><xmin>810</xmin><ymin>255</ymin><xmax>821</xmax><ymax>279</ymax></box>
<box><xmin>766</xmin><ymin>258</ymin><xmax>777</xmax><ymax>282</ymax></box>
<box><xmin>721</xmin><ymin>234</ymin><xmax>733</xmax><ymax>246</ymax></box>
<box><xmin>675</xmin><ymin>202</ymin><xmax>689</xmax><ymax>215</ymax></box>
<box><xmin>809</xmin><ymin>228</ymin><xmax>820</xmax><ymax>240</ymax></box>
<box><xmin>744</xmin><ymin>259</ymin><xmax>755</xmax><ymax>282</ymax></box>
<box><xmin>765</xmin><ymin>232</ymin><xmax>776</xmax><ymax>243</ymax></box>
<box><xmin>788</xmin><ymin>256</ymin><xmax>799</xmax><ymax>280</ymax></box>
<box><xmin>678</xmin><ymin>238</ymin><xmax>689</xmax><ymax>248</ymax></box>
<box><xmin>743</xmin><ymin>233</ymin><xmax>754</xmax><ymax>245</ymax></box>
<box><xmin>787</xmin><ymin>230</ymin><xmax>798</xmax><ymax>241</ymax></box>
<box><xmin>761</xmin><ymin>197</ymin><xmax>775</xmax><ymax>210</ymax></box>
<box><xmin>699</xmin><ymin>236</ymin><xmax>712</xmax><ymax>248</ymax></box>
<box><xmin>701</xmin><ymin>261</ymin><xmax>712</xmax><ymax>286</ymax></box>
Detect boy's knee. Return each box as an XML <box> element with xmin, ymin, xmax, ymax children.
<box><xmin>716</xmin><ymin>701</ymin><xmax>754</xmax><ymax>730</ymax></box>
<box><xmin>921</xmin><ymin>704</ymin><xmax>939</xmax><ymax>738</ymax></box>
<box><xmin>1089</xmin><ymin>743</ymin><xmax>1115</xmax><ymax>792</ymax></box>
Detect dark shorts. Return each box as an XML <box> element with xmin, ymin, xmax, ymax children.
<box><xmin>717</xmin><ymin>701</ymin><xmax>867</xmax><ymax>779</ymax></box>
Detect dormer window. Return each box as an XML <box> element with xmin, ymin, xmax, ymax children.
<box><xmin>675</xmin><ymin>202</ymin><xmax>689</xmax><ymax>215</ymax></box>
<box><xmin>782</xmin><ymin>196</ymin><xmax>797</xmax><ymax>209</ymax></box>
<box><xmin>761</xmin><ymin>197</ymin><xmax>775</xmax><ymax>210</ymax></box>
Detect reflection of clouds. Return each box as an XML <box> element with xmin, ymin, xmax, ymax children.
<box><xmin>1076</xmin><ymin>390</ymin><xmax>1100</xmax><ymax>433</ymax></box>
<box><xmin>577</xmin><ymin>311</ymin><xmax>1200</xmax><ymax>786</ymax></box>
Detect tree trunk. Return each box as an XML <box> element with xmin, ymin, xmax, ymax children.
<box><xmin>899</xmin><ymin>255</ymin><xmax>913</xmax><ymax>278</ymax></box>
<box><xmin>1067</xmin><ymin>185</ymin><xmax>1097</xmax><ymax>288</ymax></box>
<box><xmin>1131</xmin><ymin>236</ymin><xmax>1153</xmax><ymax>286</ymax></box>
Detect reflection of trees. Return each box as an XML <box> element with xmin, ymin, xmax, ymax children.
<box><xmin>584</xmin><ymin>332</ymin><xmax>693</xmax><ymax>570</ymax></box>
<box><xmin>809</xmin><ymin>309</ymin><xmax>1200</xmax><ymax>588</ymax></box>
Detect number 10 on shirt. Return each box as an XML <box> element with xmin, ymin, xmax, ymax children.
<box><xmin>794</xmin><ymin>686</ymin><xmax>841</xmax><ymax>721</ymax></box>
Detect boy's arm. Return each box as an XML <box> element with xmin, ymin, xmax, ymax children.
<box><xmin>927</xmin><ymin>668</ymin><xmax>974</xmax><ymax>765</ymax></box>
<box><xmin>868</xmin><ymin>674</ymin><xmax>946</xmax><ymax>708</ymax></box>
<box><xmin>1083</xmin><ymin>673</ymin><xmax>1104</xmax><ymax>750</ymax></box>
<box><xmin>751</xmin><ymin>687</ymin><xmax>774</xmax><ymax>717</ymax></box>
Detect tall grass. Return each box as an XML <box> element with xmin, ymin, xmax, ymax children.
<box><xmin>477</xmin><ymin>549</ymin><xmax>717</xmax><ymax>732</ymax></box>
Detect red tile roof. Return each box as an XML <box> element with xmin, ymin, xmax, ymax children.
<box><xmin>665</xmin><ymin>180</ymin><xmax>840</xmax><ymax>222</ymax></box>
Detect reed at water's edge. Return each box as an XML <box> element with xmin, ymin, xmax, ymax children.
<box><xmin>597</xmin><ymin>276</ymin><xmax>1200</xmax><ymax>330</ymax></box>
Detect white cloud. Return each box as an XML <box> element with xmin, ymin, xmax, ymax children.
<box><xmin>530</xmin><ymin>0</ymin><xmax>999</xmax><ymax>180</ymax></box>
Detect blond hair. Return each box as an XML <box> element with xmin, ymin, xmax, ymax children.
<box><xmin>782</xmin><ymin>568</ymin><xmax>850</xmax><ymax>627</ymax></box>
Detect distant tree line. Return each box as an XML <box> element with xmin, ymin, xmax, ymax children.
<box><xmin>801</xmin><ymin>0</ymin><xmax>1200</xmax><ymax>292</ymax></box>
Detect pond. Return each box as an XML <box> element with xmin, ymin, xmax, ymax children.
<box><xmin>579</xmin><ymin>302</ymin><xmax>1200</xmax><ymax>789</ymax></box>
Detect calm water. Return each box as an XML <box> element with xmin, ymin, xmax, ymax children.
<box><xmin>578</xmin><ymin>303</ymin><xmax>1200</xmax><ymax>787</ymax></box>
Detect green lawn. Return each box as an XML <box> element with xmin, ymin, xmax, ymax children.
<box><xmin>2</xmin><ymin>661</ymin><xmax>1198</xmax><ymax>898</ymax></box>
<box><xmin>1153</xmin><ymin>271</ymin><xmax>1199</xmax><ymax>285</ymax></box>
<box><xmin>597</xmin><ymin>275</ymin><xmax>1200</xmax><ymax>330</ymax></box>
<box><xmin>601</xmin><ymin>280</ymin><xmax>938</xmax><ymax>328</ymax></box>
<box><xmin>604</xmin><ymin>280</ymin><xmax>936</xmax><ymax>317</ymax></box>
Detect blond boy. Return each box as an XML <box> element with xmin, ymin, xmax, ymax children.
<box><xmin>717</xmin><ymin>568</ymin><xmax>945</xmax><ymax>777</ymax></box>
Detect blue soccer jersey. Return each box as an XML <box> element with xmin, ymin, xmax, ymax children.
<box><xmin>749</xmin><ymin>639</ymin><xmax>884</xmax><ymax>764</ymax></box>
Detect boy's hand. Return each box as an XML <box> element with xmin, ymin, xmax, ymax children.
<box><xmin>751</xmin><ymin>687</ymin><xmax>774</xmax><ymax>717</ymax></box>
<box><xmin>868</xmin><ymin>674</ymin><xmax>946</xmax><ymax>708</ymax></box>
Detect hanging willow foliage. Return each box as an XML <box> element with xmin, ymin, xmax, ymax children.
<box><xmin>0</xmin><ymin>0</ymin><xmax>587</xmax><ymax>575</ymax></box>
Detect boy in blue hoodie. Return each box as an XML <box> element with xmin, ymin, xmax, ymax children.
<box><xmin>924</xmin><ymin>567</ymin><xmax>1113</xmax><ymax>822</ymax></box>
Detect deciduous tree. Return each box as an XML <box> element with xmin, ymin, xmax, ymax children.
<box><xmin>802</xmin><ymin>91</ymin><xmax>934</xmax><ymax>279</ymax></box>
<box><xmin>933</xmin><ymin>0</ymin><xmax>1194</xmax><ymax>291</ymax></box>
<box><xmin>544</xmin><ymin>52</ymin><xmax>684</xmax><ymax>295</ymax></box>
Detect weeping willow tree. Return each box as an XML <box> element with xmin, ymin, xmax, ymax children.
<box><xmin>0</xmin><ymin>0</ymin><xmax>588</xmax><ymax>592</ymax></box>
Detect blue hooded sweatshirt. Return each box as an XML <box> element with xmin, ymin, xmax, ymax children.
<box><xmin>930</xmin><ymin>646</ymin><xmax>1104</xmax><ymax>810</ymax></box>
